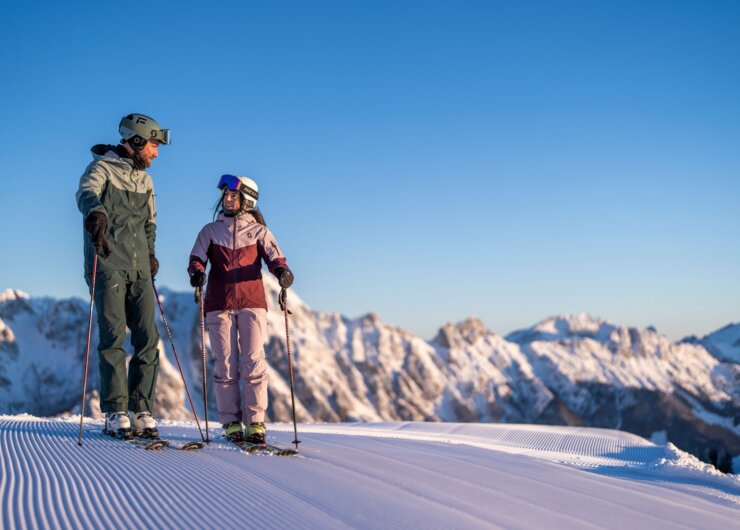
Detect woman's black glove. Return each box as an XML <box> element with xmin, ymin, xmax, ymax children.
<box><xmin>275</xmin><ymin>267</ymin><xmax>294</xmax><ymax>288</ymax></box>
<box><xmin>190</xmin><ymin>270</ymin><xmax>207</xmax><ymax>287</ymax></box>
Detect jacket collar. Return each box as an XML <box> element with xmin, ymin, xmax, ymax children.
<box><xmin>216</xmin><ymin>211</ymin><xmax>256</xmax><ymax>225</ymax></box>
<box><xmin>90</xmin><ymin>144</ymin><xmax>144</xmax><ymax>170</ymax></box>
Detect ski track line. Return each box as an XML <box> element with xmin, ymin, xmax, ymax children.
<box><xmin>191</xmin><ymin>447</ymin><xmax>313</xmax><ymax>526</ymax></box>
<box><xmin>2</xmin><ymin>419</ymin><xmax>89</xmax><ymax>530</ymax></box>
<box><xmin>205</xmin><ymin>434</ymin><xmax>492</xmax><ymax>530</ymax></box>
<box><xmin>254</xmin><ymin>454</ymin><xmax>455</xmax><ymax>530</ymax></box>
<box><xmin>81</xmin><ymin>428</ymin><xmax>178</xmax><ymax>529</ymax></box>
<box><xmin>1</xmin><ymin>422</ymin><xmax>20</xmax><ymax>529</ymax></box>
<box><xmin>352</xmin><ymin>436</ymin><xmax>699</xmax><ymax>530</ymax></box>
<box><xmin>188</xmin><ymin>442</ymin><xmax>355</xmax><ymax>529</ymax></box>
<box><xmin>210</xmin><ymin>440</ymin><xmax>388</xmax><ymax>527</ymax></box>
<box><xmin>21</xmin><ymin>422</ymin><xmax>63</xmax><ymax>530</ymax></box>
<box><xmin>310</xmin><ymin>434</ymin><xmax>605</xmax><ymax>530</ymax></box>
<box><xmin>82</xmin><ymin>427</ymin><xmax>219</xmax><ymax>529</ymax></box>
<box><xmin>412</xmin><ymin>438</ymin><xmax>740</xmax><ymax>529</ymax></box>
<box><xmin>8</xmin><ymin>420</ymin><xmax>133</xmax><ymax>529</ymax></box>
<box><xmin>0</xmin><ymin>422</ymin><xmax>13</xmax><ymax>529</ymax></box>
<box><xmin>44</xmin><ymin>420</ymin><xmax>108</xmax><ymax>529</ymax></box>
<box><xmin>4</xmin><ymin>417</ymin><xmax>340</xmax><ymax>530</ymax></box>
<box><xmin>2</xmin><ymin>420</ymin><xmax>212</xmax><ymax>530</ymax></box>
<box><xmin>289</xmin><ymin>436</ymin><xmax>501</xmax><ymax>530</ymax></box>
<box><xmin>2</xmin><ymin>421</ymin><xmax>29</xmax><ymax>529</ymax></box>
<box><xmin>202</xmin><ymin>441</ymin><xmax>367</xmax><ymax>529</ymax></box>
<box><xmin>389</xmin><ymin>436</ymin><xmax>732</xmax><ymax>530</ymax></box>
<box><xmin>50</xmin><ymin>426</ymin><xmax>107</xmax><ymax>529</ymax></box>
<box><xmin>282</xmin><ymin>423</ymin><xmax>667</xmax><ymax>468</ymax></box>
<box><xmin>156</xmin><ymin>444</ymin><xmax>290</xmax><ymax>528</ymax></box>
<box><xmin>302</xmin><ymin>431</ymin><xmax>739</xmax><ymax>530</ymax></box>
<box><xmin>8</xmin><ymin>420</ymin><xmax>54</xmax><ymax>529</ymax></box>
<box><xmin>34</xmin><ymin>423</ymin><xmax>83</xmax><ymax>530</ymax></box>
<box><xmin>84</xmin><ymin>433</ymin><xmax>214</xmax><ymax>529</ymax></box>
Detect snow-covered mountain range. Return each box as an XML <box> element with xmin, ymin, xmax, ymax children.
<box><xmin>1</xmin><ymin>282</ymin><xmax>738</xmax><ymax>472</ymax></box>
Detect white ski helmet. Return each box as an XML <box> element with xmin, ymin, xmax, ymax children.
<box><xmin>217</xmin><ymin>174</ymin><xmax>259</xmax><ymax>209</ymax></box>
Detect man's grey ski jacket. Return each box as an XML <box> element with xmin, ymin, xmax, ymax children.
<box><xmin>76</xmin><ymin>144</ymin><xmax>157</xmax><ymax>280</ymax></box>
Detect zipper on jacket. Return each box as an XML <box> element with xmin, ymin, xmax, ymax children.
<box><xmin>232</xmin><ymin>217</ymin><xmax>237</xmax><ymax>309</ymax></box>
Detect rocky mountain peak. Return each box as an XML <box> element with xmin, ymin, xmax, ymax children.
<box><xmin>0</xmin><ymin>289</ymin><xmax>29</xmax><ymax>304</ymax></box>
<box><xmin>690</xmin><ymin>322</ymin><xmax>740</xmax><ymax>364</ymax></box>
<box><xmin>0</xmin><ymin>289</ymin><xmax>34</xmax><ymax>321</ymax></box>
<box><xmin>432</xmin><ymin>317</ymin><xmax>491</xmax><ymax>349</ymax></box>
<box><xmin>506</xmin><ymin>313</ymin><xmax>611</xmax><ymax>344</ymax></box>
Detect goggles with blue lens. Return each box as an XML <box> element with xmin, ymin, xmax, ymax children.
<box><xmin>217</xmin><ymin>174</ymin><xmax>259</xmax><ymax>201</ymax></box>
<box><xmin>217</xmin><ymin>174</ymin><xmax>241</xmax><ymax>191</ymax></box>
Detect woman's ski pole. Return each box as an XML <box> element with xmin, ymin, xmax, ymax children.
<box><xmin>152</xmin><ymin>282</ymin><xmax>206</xmax><ymax>442</ymax></box>
<box><xmin>195</xmin><ymin>285</ymin><xmax>210</xmax><ymax>444</ymax></box>
<box><xmin>77</xmin><ymin>253</ymin><xmax>98</xmax><ymax>446</ymax></box>
<box><xmin>280</xmin><ymin>288</ymin><xmax>300</xmax><ymax>451</ymax></box>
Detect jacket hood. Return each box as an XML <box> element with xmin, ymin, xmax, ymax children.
<box><xmin>90</xmin><ymin>144</ymin><xmax>144</xmax><ymax>170</ymax></box>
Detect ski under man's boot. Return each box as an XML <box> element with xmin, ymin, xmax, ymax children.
<box><xmin>131</xmin><ymin>411</ymin><xmax>159</xmax><ymax>439</ymax></box>
<box><xmin>224</xmin><ymin>422</ymin><xmax>245</xmax><ymax>444</ymax></box>
<box><xmin>104</xmin><ymin>412</ymin><xmax>133</xmax><ymax>439</ymax></box>
<box><xmin>246</xmin><ymin>422</ymin><xmax>266</xmax><ymax>445</ymax></box>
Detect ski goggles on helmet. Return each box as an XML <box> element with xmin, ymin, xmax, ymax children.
<box><xmin>217</xmin><ymin>174</ymin><xmax>259</xmax><ymax>201</ymax></box>
<box><xmin>150</xmin><ymin>128</ymin><xmax>171</xmax><ymax>145</ymax></box>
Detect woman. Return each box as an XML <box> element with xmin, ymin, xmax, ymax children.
<box><xmin>188</xmin><ymin>174</ymin><xmax>294</xmax><ymax>444</ymax></box>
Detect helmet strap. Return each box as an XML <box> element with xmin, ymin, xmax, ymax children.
<box><xmin>220</xmin><ymin>190</ymin><xmax>240</xmax><ymax>217</ymax></box>
<box><xmin>119</xmin><ymin>140</ymin><xmax>146</xmax><ymax>170</ymax></box>
<box><xmin>131</xmin><ymin>150</ymin><xmax>146</xmax><ymax>170</ymax></box>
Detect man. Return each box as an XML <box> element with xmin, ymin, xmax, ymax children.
<box><xmin>76</xmin><ymin>113</ymin><xmax>170</xmax><ymax>439</ymax></box>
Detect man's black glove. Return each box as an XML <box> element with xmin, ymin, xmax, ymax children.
<box><xmin>149</xmin><ymin>255</ymin><xmax>159</xmax><ymax>278</ymax></box>
<box><xmin>190</xmin><ymin>270</ymin><xmax>207</xmax><ymax>288</ymax></box>
<box><xmin>83</xmin><ymin>211</ymin><xmax>110</xmax><ymax>258</ymax></box>
<box><xmin>275</xmin><ymin>266</ymin><xmax>294</xmax><ymax>288</ymax></box>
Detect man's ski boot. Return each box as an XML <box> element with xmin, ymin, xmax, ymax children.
<box><xmin>103</xmin><ymin>412</ymin><xmax>133</xmax><ymax>439</ymax></box>
<box><xmin>224</xmin><ymin>422</ymin><xmax>245</xmax><ymax>444</ymax></box>
<box><xmin>131</xmin><ymin>411</ymin><xmax>159</xmax><ymax>439</ymax></box>
<box><xmin>246</xmin><ymin>422</ymin><xmax>266</xmax><ymax>445</ymax></box>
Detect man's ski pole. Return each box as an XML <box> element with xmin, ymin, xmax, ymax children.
<box><xmin>152</xmin><ymin>281</ymin><xmax>207</xmax><ymax>442</ymax></box>
<box><xmin>280</xmin><ymin>288</ymin><xmax>300</xmax><ymax>451</ymax></box>
<box><xmin>78</xmin><ymin>252</ymin><xmax>98</xmax><ymax>446</ymax></box>
<box><xmin>195</xmin><ymin>286</ymin><xmax>210</xmax><ymax>444</ymax></box>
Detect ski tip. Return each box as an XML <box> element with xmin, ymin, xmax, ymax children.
<box><xmin>143</xmin><ymin>440</ymin><xmax>169</xmax><ymax>450</ymax></box>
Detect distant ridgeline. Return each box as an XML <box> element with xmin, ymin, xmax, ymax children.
<box><xmin>1</xmin><ymin>285</ymin><xmax>738</xmax><ymax>473</ymax></box>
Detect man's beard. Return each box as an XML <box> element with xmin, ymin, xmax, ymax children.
<box><xmin>132</xmin><ymin>151</ymin><xmax>151</xmax><ymax>169</ymax></box>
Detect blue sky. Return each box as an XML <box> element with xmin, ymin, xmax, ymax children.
<box><xmin>1</xmin><ymin>1</ymin><xmax>738</xmax><ymax>340</ymax></box>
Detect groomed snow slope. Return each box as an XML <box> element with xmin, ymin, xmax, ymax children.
<box><xmin>1</xmin><ymin>416</ymin><xmax>738</xmax><ymax>529</ymax></box>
